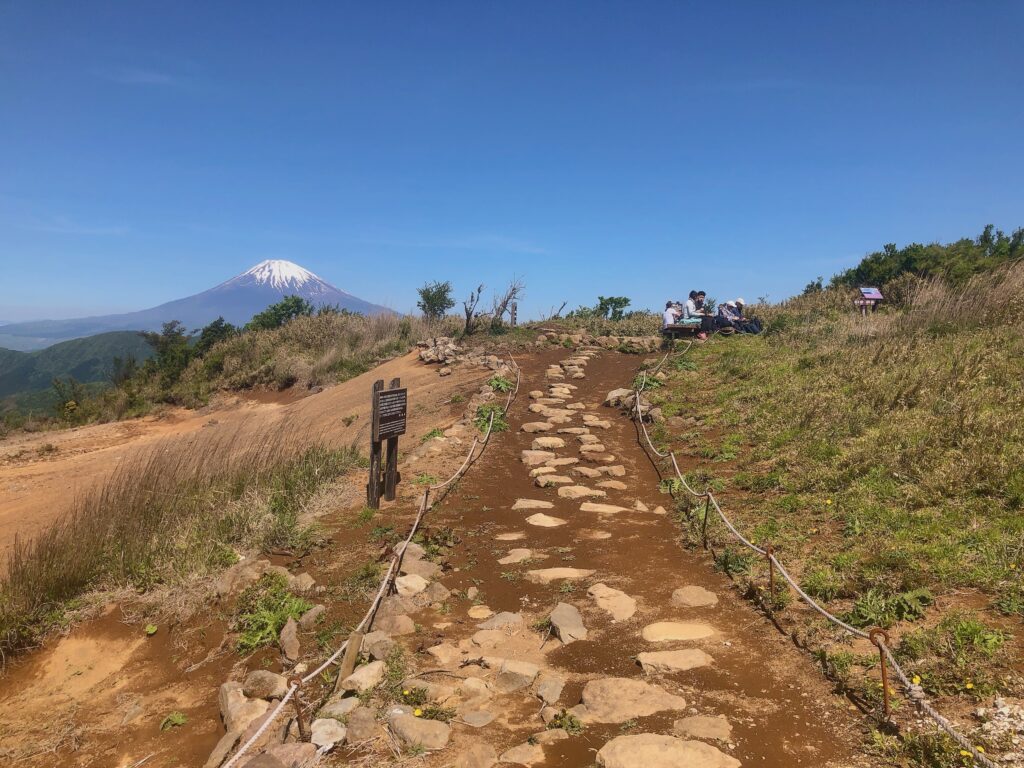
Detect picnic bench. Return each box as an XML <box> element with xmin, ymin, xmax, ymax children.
<box><xmin>661</xmin><ymin>322</ymin><xmax>702</xmax><ymax>344</ymax></box>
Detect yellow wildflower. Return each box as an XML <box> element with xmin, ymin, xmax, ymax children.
<box><xmin>912</xmin><ymin>675</ymin><xmax>921</xmax><ymax>685</ymax></box>
<box><xmin>966</xmin><ymin>681</ymin><xmax>974</xmax><ymax>689</ymax></box>
<box><xmin>977</xmin><ymin>746</ymin><xmax>985</xmax><ymax>753</ymax></box>
<box><xmin>402</xmin><ymin>689</ymin><xmax>410</xmax><ymax>695</ymax></box>
<box><xmin>414</xmin><ymin>708</ymin><xmax>423</xmax><ymax>717</ymax></box>
<box><xmin>825</xmin><ymin>499</ymin><xmax>833</xmax><ymax>505</ymax></box>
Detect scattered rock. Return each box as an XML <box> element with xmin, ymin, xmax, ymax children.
<box><xmin>530</xmin><ymin>466</ymin><xmax>557</xmax><ymax>477</ymax></box>
<box><xmin>375</xmin><ymin>614</ymin><xmax>416</xmax><ymax>635</ymax></box>
<box><xmin>361</xmin><ymin>630</ymin><xmax>395</xmax><ymax>660</ymax></box>
<box><xmin>320</xmin><ymin>695</ymin><xmax>360</xmax><ymax>720</ymax></box>
<box><xmin>395</xmin><ymin>574</ymin><xmax>429</xmax><ymax>597</ymax></box>
<box><xmin>525</xmin><ymin>567</ymin><xmax>594</xmax><ymax>585</ymax></box>
<box><xmin>214</xmin><ymin>558</ymin><xmax>271</xmax><ymax>598</ymax></box>
<box><xmin>532</xmin><ymin>728</ymin><xmax>569</xmax><ymax>744</ymax></box>
<box><xmin>400</xmin><ymin>557</ymin><xmax>441</xmax><ymax>580</ymax></box>
<box><xmin>289</xmin><ymin>572</ymin><xmax>316</xmax><ymax>592</ymax></box>
<box><xmin>462</xmin><ymin>709</ymin><xmax>496</xmax><ymax>727</ymax></box>
<box><xmin>468</xmin><ymin>605</ymin><xmax>494</xmax><ymax>620</ymax></box>
<box><xmin>526</xmin><ymin>513</ymin><xmax>567</xmax><ymax>528</ymax></box>
<box><xmin>550</xmin><ymin>602</ymin><xmax>588</xmax><ymax>643</ymax></box>
<box><xmin>340</xmin><ymin>660</ymin><xmax>386</xmax><ymax>692</ymax></box>
<box><xmin>389</xmin><ymin>712</ymin><xmax>452</xmax><ymax>750</ymax></box>
<box><xmin>499</xmin><ymin>742</ymin><xmax>546</xmax><ymax>766</ymax></box>
<box><xmin>454</xmin><ymin>742</ymin><xmax>498</xmax><ymax>768</ymax></box>
<box><xmin>346</xmin><ymin>706</ymin><xmax>380</xmax><ymax>742</ymax></box>
<box><xmin>597</xmin><ymin>480</ymin><xmax>628</xmax><ymax>490</ymax></box>
<box><xmin>243</xmin><ymin>670</ymin><xmax>289</xmax><ymax>700</ymax></box>
<box><xmin>489</xmin><ymin>658</ymin><xmax>541</xmax><ymax>692</ymax></box>
<box><xmin>266</xmin><ymin>743</ymin><xmax>317</xmax><ymax>768</ymax></box>
<box><xmin>466</xmin><ymin>586</ymin><xmax>481</xmax><ymax>599</ymax></box>
<box><xmin>427</xmin><ymin>642</ymin><xmax>464</xmax><ymax>667</ymax></box>
<box><xmin>573</xmin><ymin>466</ymin><xmax>602</xmax><ymax>478</ymax></box>
<box><xmin>278</xmin><ymin>618</ymin><xmax>299</xmax><ymax>661</ymax></box>
<box><xmin>310</xmin><ymin>718</ymin><xmax>347</xmax><ymax>748</ymax></box>
<box><xmin>581</xmin><ymin>678</ymin><xmax>687</xmax><ymax>723</ymax></box>
<box><xmin>604</xmin><ymin>388</ymin><xmax>633</xmax><ymax>407</ymax></box>
<box><xmin>204</xmin><ymin>730</ymin><xmax>240</xmax><ymax>768</ymax></box>
<box><xmin>477</xmin><ymin>611</ymin><xmax>524</xmax><ymax>630</ymax></box>
<box><xmin>578</xmin><ymin>444</ymin><xmax>608</xmax><ymax>454</ymax></box>
<box><xmin>422</xmin><ymin>581</ymin><xmax>451</xmax><ymax>604</ymax></box>
<box><xmin>587</xmin><ymin>583</ymin><xmax>637</xmax><ymax>621</ymax></box>
<box><xmin>637</xmin><ymin>649</ymin><xmax>715</xmax><ymax>674</ymax></box>
<box><xmin>674</xmin><ymin>714</ymin><xmax>733</xmax><ymax>742</ymax></box>
<box><xmin>641</xmin><ymin>622</ymin><xmax>716</xmax><ymax>642</ymax></box>
<box><xmin>298</xmin><ymin>604</ymin><xmax>325</xmax><ymax>630</ymax></box>
<box><xmin>533</xmin><ymin>673</ymin><xmax>566</xmax><ymax>705</ymax></box>
<box><xmin>596</xmin><ymin>734</ymin><xmax>740</xmax><ymax>768</ymax></box>
<box><xmin>633</xmin><ymin>500</ymin><xmax>649</xmax><ymax>512</ymax></box>
<box><xmin>600</xmin><ymin>465</ymin><xmax>627</xmax><ymax>477</ymax></box>
<box><xmin>239</xmin><ymin>754</ymin><xmax>286</xmax><ymax>768</ymax></box>
<box><xmin>671</xmin><ymin>586</ymin><xmax>719</xmax><ymax>608</ymax></box>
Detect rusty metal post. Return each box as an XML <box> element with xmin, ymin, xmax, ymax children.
<box><xmin>870</xmin><ymin>628</ymin><xmax>892</xmax><ymax>720</ymax></box>
<box><xmin>288</xmin><ymin>676</ymin><xmax>309</xmax><ymax>740</ymax></box>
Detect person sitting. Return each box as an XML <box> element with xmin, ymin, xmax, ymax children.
<box><xmin>719</xmin><ymin>298</ymin><xmax>762</xmax><ymax>334</ymax></box>
<box><xmin>684</xmin><ymin>290</ymin><xmax>713</xmax><ymax>339</ymax></box>
<box><xmin>662</xmin><ymin>300</ymin><xmax>680</xmax><ymax>329</ymax></box>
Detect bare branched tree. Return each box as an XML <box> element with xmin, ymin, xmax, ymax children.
<box><xmin>463</xmin><ymin>284</ymin><xmax>485</xmax><ymax>336</ymax></box>
<box><xmin>490</xmin><ymin>278</ymin><xmax>526</xmax><ymax>330</ymax></box>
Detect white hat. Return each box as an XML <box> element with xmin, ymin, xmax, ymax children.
<box><xmin>725</xmin><ymin>300</ymin><xmax>737</xmax><ymax>307</ymax></box>
<box><xmin>735</xmin><ymin>297</ymin><xmax>746</xmax><ymax>305</ymax></box>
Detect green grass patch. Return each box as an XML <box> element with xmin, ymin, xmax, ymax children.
<box><xmin>234</xmin><ymin>572</ymin><xmax>312</xmax><ymax>654</ymax></box>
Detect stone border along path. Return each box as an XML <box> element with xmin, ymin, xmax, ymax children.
<box><xmin>217</xmin><ymin>346</ymin><xmax>878</xmax><ymax>768</ymax></box>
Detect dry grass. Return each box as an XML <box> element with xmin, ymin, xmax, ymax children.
<box><xmin>0</xmin><ymin>422</ymin><xmax>361</xmax><ymax>658</ymax></box>
<box><xmin>176</xmin><ymin>312</ymin><xmax>461</xmax><ymax>404</ymax></box>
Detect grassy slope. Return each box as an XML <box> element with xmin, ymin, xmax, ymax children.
<box><xmin>648</xmin><ymin>289</ymin><xmax>1023</xmax><ymax>763</ymax></box>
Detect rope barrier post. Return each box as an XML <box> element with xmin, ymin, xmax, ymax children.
<box><xmin>869</xmin><ymin>628</ymin><xmax>892</xmax><ymax>720</ymax></box>
<box><xmin>288</xmin><ymin>677</ymin><xmax>309</xmax><ymax>740</ymax></box>
<box><xmin>764</xmin><ymin>545</ymin><xmax>775</xmax><ymax>600</ymax></box>
<box><xmin>701</xmin><ymin>494</ymin><xmax>711</xmax><ymax>549</ymax></box>
<box><xmin>331</xmin><ymin>632</ymin><xmax>363</xmax><ymax>695</ymax></box>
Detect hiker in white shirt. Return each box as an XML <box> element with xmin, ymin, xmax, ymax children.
<box><xmin>662</xmin><ymin>301</ymin><xmax>680</xmax><ymax>329</ymax></box>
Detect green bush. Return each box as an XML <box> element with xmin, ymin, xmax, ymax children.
<box><xmin>234</xmin><ymin>573</ymin><xmax>312</xmax><ymax>654</ymax></box>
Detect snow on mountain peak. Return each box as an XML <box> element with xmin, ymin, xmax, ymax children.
<box><xmin>242</xmin><ymin>259</ymin><xmax>322</xmax><ymax>290</ymax></box>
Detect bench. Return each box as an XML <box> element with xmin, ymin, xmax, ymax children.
<box><xmin>661</xmin><ymin>323</ymin><xmax>702</xmax><ymax>344</ymax></box>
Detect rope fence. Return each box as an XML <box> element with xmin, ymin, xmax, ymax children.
<box><xmin>632</xmin><ymin>345</ymin><xmax>997</xmax><ymax>768</ymax></box>
<box><xmin>223</xmin><ymin>356</ymin><xmax>521</xmax><ymax>768</ymax></box>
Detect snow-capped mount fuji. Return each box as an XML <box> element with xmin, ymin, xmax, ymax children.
<box><xmin>0</xmin><ymin>260</ymin><xmax>392</xmax><ymax>351</ymax></box>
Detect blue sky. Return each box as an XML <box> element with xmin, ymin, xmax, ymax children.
<box><xmin>1</xmin><ymin>1</ymin><xmax>1022</xmax><ymax>321</ymax></box>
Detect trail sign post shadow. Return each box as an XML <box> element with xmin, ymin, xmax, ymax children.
<box><xmin>367</xmin><ymin>378</ymin><xmax>407</xmax><ymax>508</ymax></box>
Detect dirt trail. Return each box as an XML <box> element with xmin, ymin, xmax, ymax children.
<box><xmin>404</xmin><ymin>347</ymin><xmax>876</xmax><ymax>767</ymax></box>
<box><xmin>0</xmin><ymin>352</ymin><xmax>483</xmax><ymax>558</ymax></box>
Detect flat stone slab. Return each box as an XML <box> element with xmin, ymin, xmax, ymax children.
<box><xmin>596</xmin><ymin>480</ymin><xmax>628</xmax><ymax>490</ymax></box>
<box><xmin>530</xmin><ymin>466</ymin><xmax>557</xmax><ymax>477</ymax></box>
<box><xmin>581</xmin><ymin>678</ymin><xmax>686</xmax><ymax>723</ymax></box>
<box><xmin>573</xmin><ymin>466</ymin><xmax>602</xmax><ymax>478</ymax></box>
<box><xmin>578</xmin><ymin>434</ymin><xmax>601</xmax><ymax>444</ymax></box>
<box><xmin>495</xmin><ymin>532</ymin><xmax>526</xmax><ymax>541</ymax></box>
<box><xmin>499</xmin><ymin>742</ymin><xmax>545</xmax><ymax>766</ymax></box>
<box><xmin>596</xmin><ymin>734</ymin><xmax>740</xmax><ymax>768</ymax></box>
<box><xmin>673</xmin><ymin>714</ymin><xmax>733</xmax><ymax>742</ymax></box>
<box><xmin>558</xmin><ymin>428</ymin><xmax>590</xmax><ymax>435</ymax></box>
<box><xmin>526</xmin><ymin>513</ymin><xmax>567</xmax><ymax>528</ymax></box>
<box><xmin>637</xmin><ymin>649</ymin><xmax>715</xmax><ymax>674</ymax></box>
<box><xmin>588</xmin><ymin>583</ymin><xmax>637</xmax><ymax>621</ymax></box>
<box><xmin>521</xmin><ymin>422</ymin><xmax>553</xmax><ymax>433</ymax></box>
<box><xmin>521</xmin><ymin>450</ymin><xmax>556</xmax><ymax>466</ymax></box>
<box><xmin>558</xmin><ymin>485</ymin><xmax>606</xmax><ymax>499</ymax></box>
<box><xmin>395</xmin><ymin>574</ymin><xmax>428</xmax><ymax>597</ymax></box>
<box><xmin>536</xmin><ymin>474</ymin><xmax>573</xmax><ymax>487</ymax></box>
<box><xmin>525</xmin><ymin>567</ymin><xmax>594</xmax><ymax>585</ymax></box>
<box><xmin>532</xmin><ymin>436</ymin><xmax>566</xmax><ymax>450</ymax></box>
<box><xmin>545</xmin><ymin>457</ymin><xmax>579</xmax><ymax>467</ymax></box>
<box><xmin>579</xmin><ymin>529</ymin><xmax>613</xmax><ymax>540</ymax></box>
<box><xmin>512</xmin><ymin>499</ymin><xmax>554</xmax><ymax>510</ymax></box>
<box><xmin>580</xmin><ymin>502</ymin><xmax>630</xmax><ymax>514</ymax></box>
<box><xmin>641</xmin><ymin>622</ymin><xmax>717</xmax><ymax>642</ymax></box>
<box><xmin>672</xmin><ymin>586</ymin><xmax>719</xmax><ymax>608</ymax></box>
<box><xmin>477</xmin><ymin>611</ymin><xmax>524</xmax><ymax>630</ymax></box>
<box><xmin>579</xmin><ymin>443</ymin><xmax>607</xmax><ymax>453</ymax></box>
<box><xmin>462</xmin><ymin>709</ymin><xmax>496</xmax><ymax>728</ymax></box>
<box><xmin>599</xmin><ymin>465</ymin><xmax>627</xmax><ymax>477</ymax></box>
<box><xmin>497</xmin><ymin>548</ymin><xmax>535</xmax><ymax>565</ymax></box>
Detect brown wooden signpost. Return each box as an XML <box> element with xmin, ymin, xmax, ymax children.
<box><xmin>367</xmin><ymin>377</ymin><xmax>407</xmax><ymax>508</ymax></box>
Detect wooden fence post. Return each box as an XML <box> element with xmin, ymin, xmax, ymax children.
<box><xmin>384</xmin><ymin>377</ymin><xmax>401</xmax><ymax>501</ymax></box>
<box><xmin>367</xmin><ymin>379</ymin><xmax>384</xmax><ymax>508</ymax></box>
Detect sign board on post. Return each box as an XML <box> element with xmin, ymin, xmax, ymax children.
<box><xmin>372</xmin><ymin>386</ymin><xmax>408</xmax><ymax>442</ymax></box>
<box><xmin>367</xmin><ymin>379</ymin><xmax>407</xmax><ymax>508</ymax></box>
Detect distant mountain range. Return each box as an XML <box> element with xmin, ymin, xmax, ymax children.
<box><xmin>0</xmin><ymin>332</ymin><xmax>154</xmax><ymax>399</ymax></box>
<box><xmin>0</xmin><ymin>260</ymin><xmax>392</xmax><ymax>351</ymax></box>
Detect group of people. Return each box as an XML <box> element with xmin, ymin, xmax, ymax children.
<box><xmin>663</xmin><ymin>291</ymin><xmax>762</xmax><ymax>339</ymax></box>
